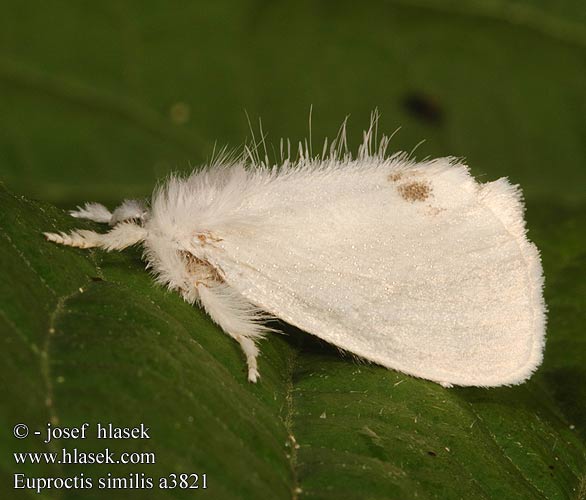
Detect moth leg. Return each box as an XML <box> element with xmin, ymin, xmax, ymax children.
<box><xmin>237</xmin><ymin>336</ymin><xmax>260</xmax><ymax>383</ymax></box>
<box><xmin>44</xmin><ymin>222</ymin><xmax>146</xmax><ymax>251</ymax></box>
<box><xmin>109</xmin><ymin>199</ymin><xmax>148</xmax><ymax>226</ymax></box>
<box><xmin>196</xmin><ymin>283</ymin><xmax>266</xmax><ymax>383</ymax></box>
<box><xmin>69</xmin><ymin>202</ymin><xmax>112</xmax><ymax>223</ymax></box>
<box><xmin>70</xmin><ymin>200</ymin><xmax>148</xmax><ymax>226</ymax></box>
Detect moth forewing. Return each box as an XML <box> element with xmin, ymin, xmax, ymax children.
<box><xmin>203</xmin><ymin>159</ymin><xmax>545</xmax><ymax>387</ymax></box>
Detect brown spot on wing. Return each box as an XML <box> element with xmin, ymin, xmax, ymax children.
<box><xmin>388</xmin><ymin>172</ymin><xmax>404</xmax><ymax>182</ymax></box>
<box><xmin>425</xmin><ymin>205</ymin><xmax>446</xmax><ymax>216</ymax></box>
<box><xmin>196</xmin><ymin>231</ymin><xmax>223</xmax><ymax>245</ymax></box>
<box><xmin>397</xmin><ymin>181</ymin><xmax>432</xmax><ymax>202</ymax></box>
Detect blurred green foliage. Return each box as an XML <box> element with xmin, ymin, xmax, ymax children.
<box><xmin>1</xmin><ymin>1</ymin><xmax>585</xmax><ymax>499</ymax></box>
<box><xmin>1</xmin><ymin>0</ymin><xmax>586</xmax><ymax>205</ymax></box>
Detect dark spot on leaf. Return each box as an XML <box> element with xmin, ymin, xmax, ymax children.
<box><xmin>402</xmin><ymin>92</ymin><xmax>444</xmax><ymax>126</ymax></box>
<box><xmin>90</xmin><ymin>276</ymin><xmax>104</xmax><ymax>282</ymax></box>
<box><xmin>427</xmin><ymin>451</ymin><xmax>437</xmax><ymax>457</ymax></box>
<box><xmin>548</xmin><ymin>465</ymin><xmax>555</xmax><ymax>470</ymax></box>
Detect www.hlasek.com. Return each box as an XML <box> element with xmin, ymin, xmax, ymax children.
<box><xmin>12</xmin><ymin>422</ymin><xmax>208</xmax><ymax>494</ymax></box>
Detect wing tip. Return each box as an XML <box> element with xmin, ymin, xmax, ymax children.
<box><xmin>451</xmin><ymin>171</ymin><xmax>547</xmax><ymax>388</ymax></box>
<box><xmin>395</xmin><ymin>160</ymin><xmax>547</xmax><ymax>388</ymax></box>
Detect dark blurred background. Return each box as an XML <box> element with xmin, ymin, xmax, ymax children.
<box><xmin>0</xmin><ymin>0</ymin><xmax>585</xmax><ymax>207</ymax></box>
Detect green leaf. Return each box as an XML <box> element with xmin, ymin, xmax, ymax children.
<box><xmin>1</xmin><ymin>1</ymin><xmax>585</xmax><ymax>499</ymax></box>
<box><xmin>1</xmin><ymin>188</ymin><xmax>585</xmax><ymax>499</ymax></box>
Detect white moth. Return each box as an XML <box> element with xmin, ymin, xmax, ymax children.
<box><xmin>44</xmin><ymin>124</ymin><xmax>546</xmax><ymax>388</ymax></box>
